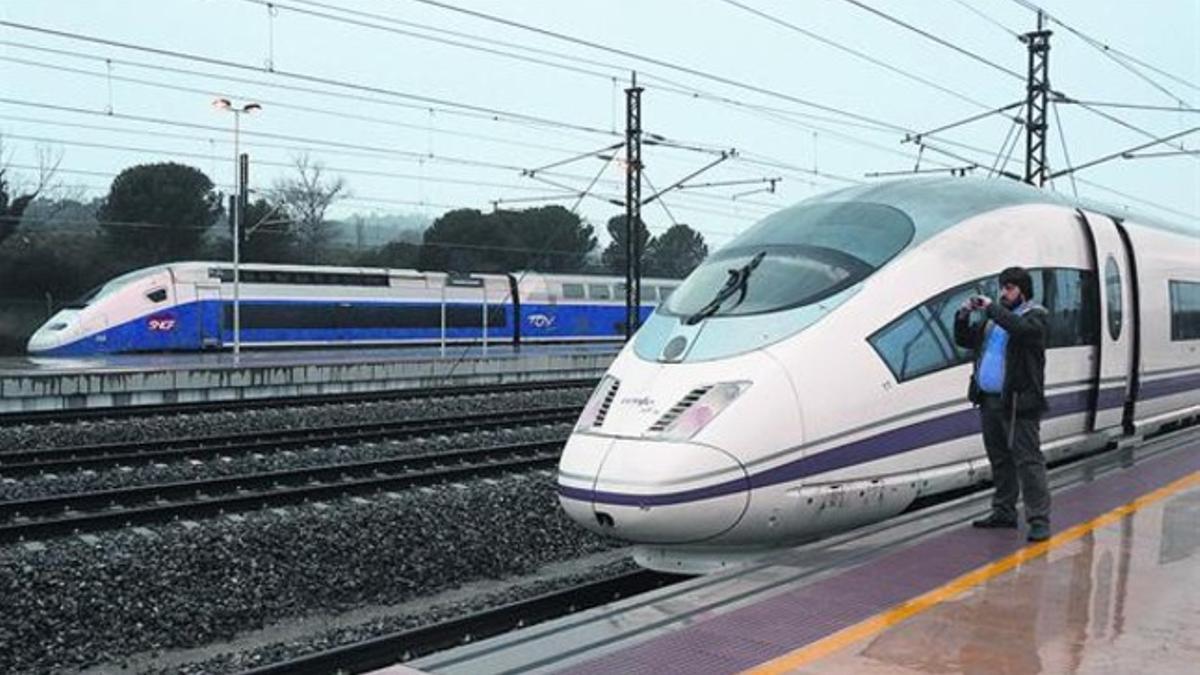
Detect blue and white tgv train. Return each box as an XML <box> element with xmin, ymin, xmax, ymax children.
<box><xmin>26</xmin><ymin>262</ymin><xmax>680</xmax><ymax>356</ymax></box>
<box><xmin>559</xmin><ymin>177</ymin><xmax>1200</xmax><ymax>574</ymax></box>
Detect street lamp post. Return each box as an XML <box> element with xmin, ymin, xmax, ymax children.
<box><xmin>212</xmin><ymin>98</ymin><xmax>261</xmax><ymax>358</ymax></box>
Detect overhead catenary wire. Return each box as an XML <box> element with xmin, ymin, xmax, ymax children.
<box><xmin>717</xmin><ymin>0</ymin><xmax>1011</xmax><ymax>111</ymax></box>
<box><xmin>4</xmin><ymin>2</ymin><xmax>1190</xmax><ymax>227</ymax></box>
<box><xmin>835</xmin><ymin>0</ymin><xmax>1025</xmax><ymax>81</ymax></box>
<box><xmin>405</xmin><ymin>0</ymin><xmax>916</xmax><ymax>134</ymax></box>
<box><xmin>0</xmin><ymin>42</ymin><xmax>615</xmax><ymax>153</ymax></box>
<box><xmin>0</xmin><ymin>12</ymin><xmax>998</xmax><ymax>199</ymax></box>
<box><xmin>238</xmin><ymin>0</ymin><xmax>621</xmax><ymax>82</ymax></box>
<box><xmin>1051</xmin><ymin>102</ymin><xmax>1079</xmax><ymax>198</ymax></box>
<box><xmin>0</xmin><ymin>20</ymin><xmax>622</xmax><ymax>138</ymax></box>
<box><xmin>945</xmin><ymin>0</ymin><xmax>1023</xmax><ymax>39</ymax></box>
<box><xmin>0</xmin><ymin>112</ymin><xmax>777</xmax><ymax>225</ymax></box>
<box><xmin>1005</xmin><ymin>0</ymin><xmax>1198</xmax><ymax>107</ymax></box>
<box><xmin>0</xmin><ymin>41</ymin><xmax>815</xmax><ymax>194</ymax></box>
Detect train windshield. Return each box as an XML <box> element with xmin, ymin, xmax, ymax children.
<box><xmin>63</xmin><ymin>266</ymin><xmax>165</xmax><ymax>309</ymax></box>
<box><xmin>662</xmin><ymin>201</ymin><xmax>913</xmax><ymax>319</ymax></box>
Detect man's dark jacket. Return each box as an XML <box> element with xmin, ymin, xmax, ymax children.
<box><xmin>953</xmin><ymin>303</ymin><xmax>1049</xmax><ymax>418</ymax></box>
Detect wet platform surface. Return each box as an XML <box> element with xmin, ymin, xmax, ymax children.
<box><xmin>411</xmin><ymin>427</ymin><xmax>1200</xmax><ymax>675</ymax></box>
<box><xmin>791</xmin><ymin>480</ymin><xmax>1200</xmax><ymax>674</ymax></box>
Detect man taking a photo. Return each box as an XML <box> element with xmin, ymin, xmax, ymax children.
<box><xmin>955</xmin><ymin>266</ymin><xmax>1052</xmax><ymax>542</ymax></box>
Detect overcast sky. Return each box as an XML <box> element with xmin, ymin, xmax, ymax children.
<box><xmin>1</xmin><ymin>0</ymin><xmax>1197</xmax><ymax>249</ymax></box>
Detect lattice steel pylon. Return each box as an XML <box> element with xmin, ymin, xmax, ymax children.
<box><xmin>624</xmin><ymin>74</ymin><xmax>644</xmax><ymax>340</ymax></box>
<box><xmin>1022</xmin><ymin>14</ymin><xmax>1052</xmax><ymax>187</ymax></box>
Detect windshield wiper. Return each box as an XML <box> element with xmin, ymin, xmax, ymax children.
<box><xmin>684</xmin><ymin>251</ymin><xmax>766</xmax><ymax>325</ymax></box>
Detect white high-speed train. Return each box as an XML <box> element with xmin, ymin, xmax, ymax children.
<box><xmin>558</xmin><ymin>177</ymin><xmax>1200</xmax><ymax>573</ymax></box>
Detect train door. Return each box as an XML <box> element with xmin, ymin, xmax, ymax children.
<box><xmin>1079</xmin><ymin>210</ymin><xmax>1137</xmax><ymax>434</ymax></box>
<box><xmin>196</xmin><ymin>284</ymin><xmax>222</xmax><ymax>349</ymax></box>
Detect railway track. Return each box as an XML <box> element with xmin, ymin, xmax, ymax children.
<box><xmin>0</xmin><ymin>406</ymin><xmax>580</xmax><ymax>477</ymax></box>
<box><xmin>0</xmin><ymin>378</ymin><xmax>597</xmax><ymax>426</ymax></box>
<box><xmin>0</xmin><ymin>437</ymin><xmax>567</xmax><ymax>543</ymax></box>
<box><xmin>240</xmin><ymin>569</ymin><xmax>689</xmax><ymax>675</ymax></box>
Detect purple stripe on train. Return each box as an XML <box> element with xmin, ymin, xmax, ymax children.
<box><xmin>561</xmin><ymin>371</ymin><xmax>1200</xmax><ymax>507</ymax></box>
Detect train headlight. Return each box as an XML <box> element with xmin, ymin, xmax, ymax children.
<box><xmin>575</xmin><ymin>375</ymin><xmax>621</xmax><ymax>431</ymax></box>
<box><xmin>646</xmin><ymin>381</ymin><xmax>751</xmax><ymax>441</ymax></box>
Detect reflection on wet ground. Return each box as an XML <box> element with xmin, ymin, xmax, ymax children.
<box><xmin>800</xmin><ymin>485</ymin><xmax>1200</xmax><ymax>674</ymax></box>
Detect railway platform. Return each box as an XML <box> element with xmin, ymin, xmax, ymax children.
<box><xmin>406</xmin><ymin>425</ymin><xmax>1200</xmax><ymax>675</ymax></box>
<box><xmin>0</xmin><ymin>344</ymin><xmax>617</xmax><ymax>414</ymax></box>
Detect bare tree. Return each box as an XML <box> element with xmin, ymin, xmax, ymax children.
<box><xmin>0</xmin><ymin>136</ymin><xmax>63</xmax><ymax>245</ymax></box>
<box><xmin>269</xmin><ymin>154</ymin><xmax>347</xmax><ymax>261</ymax></box>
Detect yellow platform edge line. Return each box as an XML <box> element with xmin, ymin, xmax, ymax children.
<box><xmin>743</xmin><ymin>469</ymin><xmax>1200</xmax><ymax>675</ymax></box>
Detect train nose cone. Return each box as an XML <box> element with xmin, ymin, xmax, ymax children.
<box><xmin>558</xmin><ymin>434</ymin><xmax>750</xmax><ymax>544</ymax></box>
<box><xmin>26</xmin><ymin>330</ymin><xmax>56</xmax><ymax>354</ymax></box>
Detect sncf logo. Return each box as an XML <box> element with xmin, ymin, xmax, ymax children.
<box><xmin>527</xmin><ymin>313</ymin><xmax>555</xmax><ymax>329</ymax></box>
<box><xmin>148</xmin><ymin>315</ymin><xmax>177</xmax><ymax>332</ymax></box>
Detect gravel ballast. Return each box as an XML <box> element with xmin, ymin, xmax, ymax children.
<box><xmin>0</xmin><ymin>387</ymin><xmax>590</xmax><ymax>453</ymax></box>
<box><xmin>0</xmin><ymin>471</ymin><xmax>617</xmax><ymax>674</ymax></box>
<box><xmin>134</xmin><ymin>554</ymin><xmax>638</xmax><ymax>675</ymax></box>
<box><xmin>0</xmin><ymin>422</ymin><xmax>573</xmax><ymax>502</ymax></box>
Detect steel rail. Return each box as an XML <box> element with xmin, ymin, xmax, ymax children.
<box><xmin>0</xmin><ymin>378</ymin><xmax>597</xmax><ymax>426</ymax></box>
<box><xmin>0</xmin><ymin>438</ymin><xmax>566</xmax><ymax>542</ymax></box>
<box><xmin>240</xmin><ymin>569</ymin><xmax>688</xmax><ymax>675</ymax></box>
<box><xmin>0</xmin><ymin>406</ymin><xmax>579</xmax><ymax>477</ymax></box>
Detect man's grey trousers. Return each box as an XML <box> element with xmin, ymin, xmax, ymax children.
<box><xmin>980</xmin><ymin>395</ymin><xmax>1051</xmax><ymax>524</ymax></box>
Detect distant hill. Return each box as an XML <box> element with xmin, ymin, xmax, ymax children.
<box><xmin>328</xmin><ymin>212</ymin><xmax>430</xmax><ymax>247</ymax></box>
<box><xmin>19</xmin><ymin>197</ymin><xmax>102</xmax><ymax>232</ymax></box>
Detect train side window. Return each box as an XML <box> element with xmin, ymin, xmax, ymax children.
<box><xmin>1105</xmin><ymin>256</ymin><xmax>1123</xmax><ymax>341</ymax></box>
<box><xmin>562</xmin><ymin>283</ymin><xmax>585</xmax><ymax>299</ymax></box>
<box><xmin>145</xmin><ymin>288</ymin><xmax>168</xmax><ymax>303</ymax></box>
<box><xmin>660</xmin><ymin>286</ymin><xmax>675</xmax><ymax>301</ymax></box>
<box><xmin>1042</xmin><ymin>268</ymin><xmax>1098</xmax><ymax>348</ymax></box>
<box><xmin>870</xmin><ymin>275</ymin><xmax>999</xmax><ymax>382</ymax></box>
<box><xmin>1169</xmin><ymin>280</ymin><xmax>1200</xmax><ymax>341</ymax></box>
<box><xmin>587</xmin><ymin>284</ymin><xmax>612</xmax><ymax>300</ymax></box>
<box><xmin>869</xmin><ymin>307</ymin><xmax>955</xmax><ymax>381</ymax></box>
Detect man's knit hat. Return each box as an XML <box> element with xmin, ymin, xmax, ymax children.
<box><xmin>999</xmin><ymin>266</ymin><xmax>1033</xmax><ymax>301</ymax></box>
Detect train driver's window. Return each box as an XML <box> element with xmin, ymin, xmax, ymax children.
<box><xmin>562</xmin><ymin>283</ymin><xmax>585</xmax><ymax>299</ymax></box>
<box><xmin>587</xmin><ymin>284</ymin><xmax>612</xmax><ymax>300</ymax></box>
<box><xmin>145</xmin><ymin>288</ymin><xmax>168</xmax><ymax>303</ymax></box>
<box><xmin>869</xmin><ymin>275</ymin><xmax>999</xmax><ymax>382</ymax></box>
<box><xmin>869</xmin><ymin>307</ymin><xmax>954</xmax><ymax>381</ymax></box>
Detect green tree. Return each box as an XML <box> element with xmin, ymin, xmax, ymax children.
<box><xmin>0</xmin><ymin>168</ymin><xmax>36</xmax><ymax>246</ymax></box>
<box><xmin>601</xmin><ymin>214</ymin><xmax>653</xmax><ymax>275</ymax></box>
<box><xmin>418</xmin><ymin>208</ymin><xmax>502</xmax><ymax>272</ymax></box>
<box><xmin>645</xmin><ymin>223</ymin><xmax>708</xmax><ymax>278</ymax></box>
<box><xmin>357</xmin><ymin>239</ymin><xmax>421</xmax><ymax>269</ymax></box>
<box><xmin>0</xmin><ymin>139</ymin><xmax>61</xmax><ymax>246</ymax></box>
<box><xmin>500</xmin><ymin>205</ymin><xmax>596</xmax><ymax>272</ymax></box>
<box><xmin>418</xmin><ymin>205</ymin><xmax>595</xmax><ymax>273</ymax></box>
<box><xmin>241</xmin><ymin>197</ymin><xmax>295</xmax><ymax>263</ymax></box>
<box><xmin>98</xmin><ymin>162</ymin><xmax>220</xmax><ymax>263</ymax></box>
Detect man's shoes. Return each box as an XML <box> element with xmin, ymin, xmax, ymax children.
<box><xmin>972</xmin><ymin>513</ymin><xmax>1018</xmax><ymax>529</ymax></box>
<box><xmin>1027</xmin><ymin>520</ymin><xmax>1051</xmax><ymax>542</ymax></box>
